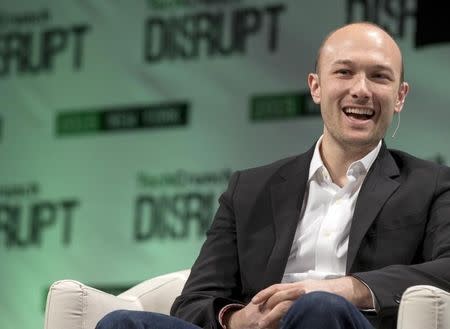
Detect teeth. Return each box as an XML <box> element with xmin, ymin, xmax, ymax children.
<box><xmin>344</xmin><ymin>107</ymin><xmax>374</xmax><ymax>116</ymax></box>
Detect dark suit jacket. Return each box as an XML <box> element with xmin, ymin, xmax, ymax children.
<box><xmin>171</xmin><ymin>143</ymin><xmax>450</xmax><ymax>329</ymax></box>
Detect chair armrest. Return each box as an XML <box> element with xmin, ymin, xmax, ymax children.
<box><xmin>397</xmin><ymin>285</ymin><xmax>450</xmax><ymax>329</ymax></box>
<box><xmin>119</xmin><ymin>269</ymin><xmax>190</xmax><ymax>313</ymax></box>
<box><xmin>45</xmin><ymin>280</ymin><xmax>141</xmax><ymax>329</ymax></box>
<box><xmin>44</xmin><ymin>269</ymin><xmax>190</xmax><ymax>329</ymax></box>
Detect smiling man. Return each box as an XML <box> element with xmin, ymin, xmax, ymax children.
<box><xmin>310</xmin><ymin>22</ymin><xmax>408</xmax><ymax>172</ymax></box>
<box><xmin>306</xmin><ymin>22</ymin><xmax>409</xmax><ymax>187</ymax></box>
<box><xmin>97</xmin><ymin>22</ymin><xmax>450</xmax><ymax>329</ymax></box>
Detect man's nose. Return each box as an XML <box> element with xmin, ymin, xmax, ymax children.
<box><xmin>350</xmin><ymin>75</ymin><xmax>371</xmax><ymax>100</ymax></box>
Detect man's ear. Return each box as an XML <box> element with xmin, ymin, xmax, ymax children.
<box><xmin>394</xmin><ymin>82</ymin><xmax>409</xmax><ymax>113</ymax></box>
<box><xmin>308</xmin><ymin>73</ymin><xmax>321</xmax><ymax>104</ymax></box>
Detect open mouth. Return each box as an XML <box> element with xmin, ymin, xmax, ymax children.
<box><xmin>343</xmin><ymin>107</ymin><xmax>374</xmax><ymax>120</ymax></box>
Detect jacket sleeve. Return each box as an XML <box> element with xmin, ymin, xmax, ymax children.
<box><xmin>170</xmin><ymin>171</ymin><xmax>244</xmax><ymax>329</ymax></box>
<box><xmin>353</xmin><ymin>165</ymin><xmax>450</xmax><ymax>321</ymax></box>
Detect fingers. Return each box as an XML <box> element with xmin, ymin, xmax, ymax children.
<box><xmin>252</xmin><ymin>283</ymin><xmax>289</xmax><ymax>304</ymax></box>
<box><xmin>262</xmin><ymin>286</ymin><xmax>305</xmax><ymax>310</ymax></box>
<box><xmin>252</xmin><ymin>283</ymin><xmax>306</xmax><ymax>310</ymax></box>
<box><xmin>252</xmin><ymin>284</ymin><xmax>277</xmax><ymax>304</ymax></box>
<box><xmin>227</xmin><ymin>302</ymin><xmax>263</xmax><ymax>329</ymax></box>
<box><xmin>258</xmin><ymin>300</ymin><xmax>293</xmax><ymax>329</ymax></box>
<box><xmin>250</xmin><ymin>282</ymin><xmax>310</xmax><ymax>329</ymax></box>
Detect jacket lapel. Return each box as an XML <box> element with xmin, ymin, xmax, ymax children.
<box><xmin>346</xmin><ymin>144</ymin><xmax>400</xmax><ymax>272</ymax></box>
<box><xmin>263</xmin><ymin>146</ymin><xmax>314</xmax><ymax>286</ymax></box>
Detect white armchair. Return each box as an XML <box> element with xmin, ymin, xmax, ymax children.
<box><xmin>44</xmin><ymin>269</ymin><xmax>190</xmax><ymax>329</ymax></box>
<box><xmin>44</xmin><ymin>270</ymin><xmax>450</xmax><ymax>329</ymax></box>
<box><xmin>397</xmin><ymin>285</ymin><xmax>450</xmax><ymax>329</ymax></box>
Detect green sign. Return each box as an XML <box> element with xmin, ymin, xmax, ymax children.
<box><xmin>250</xmin><ymin>91</ymin><xmax>320</xmax><ymax>121</ymax></box>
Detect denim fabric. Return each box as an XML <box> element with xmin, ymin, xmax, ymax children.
<box><xmin>96</xmin><ymin>310</ymin><xmax>201</xmax><ymax>329</ymax></box>
<box><xmin>280</xmin><ymin>291</ymin><xmax>375</xmax><ymax>329</ymax></box>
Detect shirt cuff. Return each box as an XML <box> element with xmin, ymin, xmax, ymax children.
<box><xmin>218</xmin><ymin>303</ymin><xmax>245</xmax><ymax>329</ymax></box>
<box><xmin>356</xmin><ymin>278</ymin><xmax>379</xmax><ymax>312</ymax></box>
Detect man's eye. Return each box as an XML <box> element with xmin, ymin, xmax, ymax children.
<box><xmin>336</xmin><ymin>69</ymin><xmax>351</xmax><ymax>75</ymax></box>
<box><xmin>373</xmin><ymin>73</ymin><xmax>391</xmax><ymax>80</ymax></box>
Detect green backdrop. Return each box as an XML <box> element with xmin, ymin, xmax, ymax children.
<box><xmin>1</xmin><ymin>1</ymin><xmax>449</xmax><ymax>328</ymax></box>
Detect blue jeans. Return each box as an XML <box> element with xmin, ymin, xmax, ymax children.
<box><xmin>280</xmin><ymin>291</ymin><xmax>375</xmax><ymax>329</ymax></box>
<box><xmin>96</xmin><ymin>292</ymin><xmax>374</xmax><ymax>329</ymax></box>
<box><xmin>96</xmin><ymin>310</ymin><xmax>200</xmax><ymax>329</ymax></box>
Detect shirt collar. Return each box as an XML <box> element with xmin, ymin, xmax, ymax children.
<box><xmin>308</xmin><ymin>136</ymin><xmax>382</xmax><ymax>181</ymax></box>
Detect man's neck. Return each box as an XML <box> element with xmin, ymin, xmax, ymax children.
<box><xmin>319</xmin><ymin>136</ymin><xmax>378</xmax><ymax>187</ymax></box>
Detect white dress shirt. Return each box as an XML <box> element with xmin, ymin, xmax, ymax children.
<box><xmin>282</xmin><ymin>137</ymin><xmax>381</xmax><ymax>283</ymax></box>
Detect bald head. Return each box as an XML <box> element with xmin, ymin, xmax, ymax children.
<box><xmin>315</xmin><ymin>22</ymin><xmax>404</xmax><ymax>82</ymax></box>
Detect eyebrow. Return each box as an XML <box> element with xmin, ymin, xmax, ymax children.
<box><xmin>332</xmin><ymin>59</ymin><xmax>354</xmax><ymax>66</ymax></box>
<box><xmin>332</xmin><ymin>60</ymin><xmax>395</xmax><ymax>75</ymax></box>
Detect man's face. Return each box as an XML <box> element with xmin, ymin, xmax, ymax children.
<box><xmin>308</xmin><ymin>24</ymin><xmax>409</xmax><ymax>150</ymax></box>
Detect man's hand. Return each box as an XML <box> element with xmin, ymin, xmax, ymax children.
<box><xmin>245</xmin><ymin>276</ymin><xmax>373</xmax><ymax>329</ymax></box>
<box><xmin>224</xmin><ymin>301</ymin><xmax>271</xmax><ymax>329</ymax></box>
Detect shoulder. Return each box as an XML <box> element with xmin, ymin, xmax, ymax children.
<box><xmin>388</xmin><ymin>148</ymin><xmax>447</xmax><ymax>171</ymax></box>
<box><xmin>232</xmin><ymin>151</ymin><xmax>308</xmax><ymax>187</ymax></box>
<box><xmin>222</xmin><ymin>149</ymin><xmax>312</xmax><ymax>199</ymax></box>
<box><xmin>387</xmin><ymin>148</ymin><xmax>450</xmax><ymax>185</ymax></box>
<box><xmin>240</xmin><ymin>154</ymin><xmax>300</xmax><ymax>176</ymax></box>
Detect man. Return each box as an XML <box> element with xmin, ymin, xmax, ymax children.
<box><xmin>97</xmin><ymin>22</ymin><xmax>450</xmax><ymax>329</ymax></box>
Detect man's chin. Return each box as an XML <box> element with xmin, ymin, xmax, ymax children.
<box><xmin>341</xmin><ymin>135</ymin><xmax>381</xmax><ymax>149</ymax></box>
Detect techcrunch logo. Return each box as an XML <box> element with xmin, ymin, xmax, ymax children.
<box><xmin>0</xmin><ymin>9</ymin><xmax>91</xmax><ymax>77</ymax></box>
<box><xmin>134</xmin><ymin>169</ymin><xmax>230</xmax><ymax>240</ymax></box>
<box><xmin>250</xmin><ymin>91</ymin><xmax>320</xmax><ymax>121</ymax></box>
<box><xmin>56</xmin><ymin>102</ymin><xmax>189</xmax><ymax>136</ymax></box>
<box><xmin>346</xmin><ymin>0</ymin><xmax>415</xmax><ymax>39</ymax></box>
<box><xmin>137</xmin><ymin>169</ymin><xmax>231</xmax><ymax>188</ymax></box>
<box><xmin>143</xmin><ymin>3</ymin><xmax>286</xmax><ymax>63</ymax></box>
<box><xmin>0</xmin><ymin>182</ymin><xmax>80</xmax><ymax>248</ymax></box>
